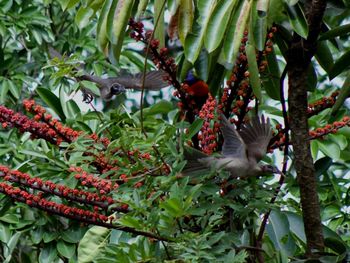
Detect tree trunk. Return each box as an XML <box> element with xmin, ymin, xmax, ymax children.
<box><xmin>286</xmin><ymin>0</ymin><xmax>327</xmax><ymax>256</ymax></box>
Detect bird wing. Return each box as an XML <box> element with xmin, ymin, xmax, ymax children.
<box><xmin>219</xmin><ymin>113</ymin><xmax>247</xmax><ymax>158</ymax></box>
<box><xmin>239</xmin><ymin>115</ymin><xmax>272</xmax><ymax>162</ymax></box>
<box><xmin>109</xmin><ymin>70</ymin><xmax>169</xmax><ymax>91</ymax></box>
<box><xmin>182</xmin><ymin>146</ymin><xmax>211</xmax><ymax>175</ymax></box>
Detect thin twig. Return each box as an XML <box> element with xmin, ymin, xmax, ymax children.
<box><xmin>256</xmin><ymin>67</ymin><xmax>289</xmax><ymax>244</ymax></box>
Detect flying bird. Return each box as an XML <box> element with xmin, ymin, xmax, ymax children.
<box><xmin>48</xmin><ymin>47</ymin><xmax>169</xmax><ymax>101</ymax></box>
<box><xmin>183</xmin><ymin>113</ymin><xmax>279</xmax><ymax>179</ymax></box>
<box><xmin>77</xmin><ymin>71</ymin><xmax>169</xmax><ymax>101</ymax></box>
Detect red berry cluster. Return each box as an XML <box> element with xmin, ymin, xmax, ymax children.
<box><xmin>23</xmin><ymin>99</ymin><xmax>82</xmax><ymax>143</ymax></box>
<box><xmin>69</xmin><ymin>166</ymin><xmax>119</xmax><ymax>195</ymax></box>
<box><xmin>309</xmin><ymin>116</ymin><xmax>350</xmax><ymax>139</ymax></box>
<box><xmin>0</xmin><ymin>182</ymin><xmax>110</xmax><ymax>223</ymax></box>
<box><xmin>269</xmin><ymin>123</ymin><xmax>286</xmax><ymax>151</ymax></box>
<box><xmin>269</xmin><ymin>116</ymin><xmax>350</xmax><ymax>150</ymax></box>
<box><xmin>198</xmin><ymin>95</ymin><xmax>219</xmax><ymax>154</ymax></box>
<box><xmin>307</xmin><ymin>92</ymin><xmax>339</xmax><ymax>117</ymax></box>
<box><xmin>221</xmin><ymin>27</ymin><xmax>277</xmax><ymax>127</ymax></box>
<box><xmin>0</xmin><ymin>105</ymin><xmax>61</xmax><ymax>145</ymax></box>
<box><xmin>0</xmin><ymin>165</ymin><xmax>117</xmax><ymax>209</ymax></box>
<box><xmin>129</xmin><ymin>19</ymin><xmax>179</xmax><ymax>91</ymax></box>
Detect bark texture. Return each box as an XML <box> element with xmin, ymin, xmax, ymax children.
<box><xmin>286</xmin><ymin>0</ymin><xmax>327</xmax><ymax>256</ymax></box>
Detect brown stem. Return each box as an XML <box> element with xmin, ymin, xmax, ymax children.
<box><xmin>286</xmin><ymin>0</ymin><xmax>327</xmax><ymax>256</ymax></box>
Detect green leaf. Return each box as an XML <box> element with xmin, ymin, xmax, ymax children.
<box><xmin>204</xmin><ymin>0</ymin><xmax>238</xmax><ymax>53</ymax></box>
<box><xmin>7</xmin><ymin>79</ymin><xmax>20</xmax><ymax>99</ymax></box>
<box><xmin>81</xmin><ymin>80</ymin><xmax>100</xmax><ymax>96</ymax></box>
<box><xmin>306</xmin><ymin>63</ymin><xmax>317</xmax><ymax>92</ymax></box>
<box><xmin>285</xmin><ymin>2</ymin><xmax>308</xmax><ymax>38</ymax></box>
<box><xmin>324</xmin><ymin>237</ymin><xmax>348</xmax><ymax>255</ymax></box>
<box><xmin>135</xmin><ymin>0</ymin><xmax>148</xmax><ymax>19</ymax></box>
<box><xmin>160</xmin><ymin>198</ymin><xmax>184</xmax><ymax>217</ymax></box>
<box><xmin>246</xmin><ymin>43</ymin><xmax>261</xmax><ymax>100</ymax></box>
<box><xmin>0</xmin><ymin>223</ymin><xmax>11</xmax><ymax>243</ymax></box>
<box><xmin>38</xmin><ymin>243</ymin><xmax>57</xmax><ymax>263</ymax></box>
<box><xmin>78</xmin><ymin>226</ymin><xmax>111</xmax><ymax>263</ymax></box>
<box><xmin>315</xmin><ymin>40</ymin><xmax>334</xmax><ymax>74</ymax></box>
<box><xmin>57</xmin><ymin>240</ymin><xmax>75</xmax><ymax>258</ymax></box>
<box><xmin>332</xmin><ymin>73</ymin><xmax>350</xmax><ymax>115</ymax></box>
<box><xmin>186</xmin><ymin>118</ymin><xmax>204</xmax><ymax>139</ymax></box>
<box><xmin>118</xmin><ymin>215</ymin><xmax>143</xmax><ymax>228</ymax></box>
<box><xmin>75</xmin><ymin>6</ymin><xmax>94</xmax><ymax>29</ymax></box>
<box><xmin>261</xmin><ymin>46</ymin><xmax>280</xmax><ymax>100</ymax></box>
<box><xmin>178</xmin><ymin>0</ymin><xmax>194</xmax><ymax>44</ymax></box>
<box><xmin>0</xmin><ymin>79</ymin><xmax>9</xmax><ymax>103</ymax></box>
<box><xmin>184</xmin><ymin>0</ymin><xmax>216</xmax><ymax>63</ymax></box>
<box><xmin>329</xmin><ymin>50</ymin><xmax>350</xmax><ymax>79</ymax></box>
<box><xmin>96</xmin><ymin>0</ymin><xmax>113</xmax><ymax>54</ymax></box>
<box><xmin>314</xmin><ymin>157</ymin><xmax>332</xmax><ymax>177</ymax></box>
<box><xmin>148</xmin><ymin>100</ymin><xmax>173</xmax><ymax>115</ymax></box>
<box><xmin>322</xmin><ymin>205</ymin><xmax>340</xmax><ymax>221</ymax></box>
<box><xmin>266</xmin><ymin>210</ymin><xmax>296</xmax><ymax>256</ymax></box>
<box><xmin>317</xmin><ymin>140</ymin><xmax>340</xmax><ymax>160</ymax></box>
<box><xmin>251</xmin><ymin>0</ymin><xmax>269</xmax><ymax>50</ymax></box>
<box><xmin>328</xmin><ymin>134</ymin><xmax>347</xmax><ymax>150</ymax></box>
<box><xmin>106</xmin><ymin>0</ymin><xmax>135</xmax><ymax>62</ymax></box>
<box><xmin>0</xmin><ymin>214</ymin><xmax>19</xmax><ymax>224</ymax></box>
<box><xmin>154</xmin><ymin>0</ymin><xmax>165</xmax><ymax>48</ymax></box>
<box><xmin>219</xmin><ymin>0</ymin><xmax>251</xmax><ymax>70</ymax></box>
<box><xmin>36</xmin><ymin>88</ymin><xmax>66</xmax><ymax>121</ymax></box>
<box><xmin>319</xmin><ymin>23</ymin><xmax>350</xmax><ymax>40</ymax></box>
<box><xmin>4</xmin><ymin>232</ymin><xmax>21</xmax><ymax>261</ymax></box>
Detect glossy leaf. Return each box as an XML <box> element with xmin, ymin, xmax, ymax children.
<box><xmin>306</xmin><ymin>63</ymin><xmax>317</xmax><ymax>92</ymax></box>
<box><xmin>204</xmin><ymin>0</ymin><xmax>237</xmax><ymax>53</ymax></box>
<box><xmin>75</xmin><ymin>6</ymin><xmax>94</xmax><ymax>29</ymax></box>
<box><xmin>178</xmin><ymin>0</ymin><xmax>194</xmax><ymax>44</ymax></box>
<box><xmin>251</xmin><ymin>0</ymin><xmax>269</xmax><ymax>50</ymax></box>
<box><xmin>184</xmin><ymin>0</ymin><xmax>216</xmax><ymax>63</ymax></box>
<box><xmin>261</xmin><ymin>46</ymin><xmax>280</xmax><ymax>100</ymax></box>
<box><xmin>319</xmin><ymin>23</ymin><xmax>350</xmax><ymax>40</ymax></box>
<box><xmin>7</xmin><ymin>79</ymin><xmax>20</xmax><ymax>99</ymax></box>
<box><xmin>57</xmin><ymin>240</ymin><xmax>75</xmax><ymax>258</ymax></box>
<box><xmin>246</xmin><ymin>43</ymin><xmax>262</xmax><ymax>100</ymax></box>
<box><xmin>135</xmin><ymin>0</ymin><xmax>148</xmax><ymax>19</ymax></box>
<box><xmin>154</xmin><ymin>0</ymin><xmax>165</xmax><ymax>48</ymax></box>
<box><xmin>96</xmin><ymin>0</ymin><xmax>113</xmax><ymax>54</ymax></box>
<box><xmin>317</xmin><ymin>140</ymin><xmax>340</xmax><ymax>160</ymax></box>
<box><xmin>315</xmin><ymin>40</ymin><xmax>334</xmax><ymax>74</ymax></box>
<box><xmin>38</xmin><ymin>243</ymin><xmax>57</xmax><ymax>263</ymax></box>
<box><xmin>219</xmin><ymin>0</ymin><xmax>251</xmax><ymax>70</ymax></box>
<box><xmin>36</xmin><ymin>88</ymin><xmax>66</xmax><ymax>121</ymax></box>
<box><xmin>78</xmin><ymin>226</ymin><xmax>111</xmax><ymax>263</ymax></box>
<box><xmin>186</xmin><ymin>118</ymin><xmax>204</xmax><ymax>139</ymax></box>
<box><xmin>285</xmin><ymin>2</ymin><xmax>308</xmax><ymax>38</ymax></box>
<box><xmin>329</xmin><ymin>50</ymin><xmax>350</xmax><ymax>79</ymax></box>
<box><xmin>266</xmin><ymin>210</ymin><xmax>296</xmax><ymax>256</ymax></box>
<box><xmin>106</xmin><ymin>0</ymin><xmax>135</xmax><ymax>62</ymax></box>
<box><xmin>332</xmin><ymin>73</ymin><xmax>350</xmax><ymax>115</ymax></box>
<box><xmin>0</xmin><ymin>79</ymin><xmax>9</xmax><ymax>103</ymax></box>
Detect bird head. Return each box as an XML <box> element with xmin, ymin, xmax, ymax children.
<box><xmin>110</xmin><ymin>83</ymin><xmax>126</xmax><ymax>95</ymax></box>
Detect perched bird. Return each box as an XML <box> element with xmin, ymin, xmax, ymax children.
<box><xmin>183</xmin><ymin>113</ymin><xmax>279</xmax><ymax>179</ymax></box>
<box><xmin>183</xmin><ymin>71</ymin><xmax>209</xmax><ymax>98</ymax></box>
<box><xmin>48</xmin><ymin>47</ymin><xmax>169</xmax><ymax>101</ymax></box>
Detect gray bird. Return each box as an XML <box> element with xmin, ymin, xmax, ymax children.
<box><xmin>48</xmin><ymin>47</ymin><xmax>169</xmax><ymax>101</ymax></box>
<box><xmin>183</xmin><ymin>114</ymin><xmax>279</xmax><ymax>179</ymax></box>
<box><xmin>77</xmin><ymin>71</ymin><xmax>169</xmax><ymax>101</ymax></box>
